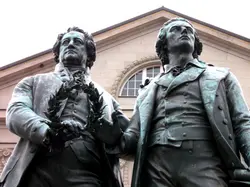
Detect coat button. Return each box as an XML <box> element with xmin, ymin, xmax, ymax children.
<box><xmin>228</xmin><ymin>134</ymin><xmax>233</xmax><ymax>140</ymax></box>
<box><xmin>223</xmin><ymin>119</ymin><xmax>228</xmax><ymax>125</ymax></box>
<box><xmin>231</xmin><ymin>162</ymin><xmax>235</xmax><ymax>167</ymax></box>
<box><xmin>183</xmin><ymin>133</ymin><xmax>187</xmax><ymax>137</ymax></box>
<box><xmin>218</xmin><ymin>105</ymin><xmax>223</xmax><ymax>110</ymax></box>
<box><xmin>30</xmin><ymin>146</ymin><xmax>37</xmax><ymax>153</ymax></box>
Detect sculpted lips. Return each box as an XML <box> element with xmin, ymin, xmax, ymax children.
<box><xmin>180</xmin><ymin>35</ymin><xmax>189</xmax><ymax>40</ymax></box>
<box><xmin>65</xmin><ymin>49</ymin><xmax>76</xmax><ymax>54</ymax></box>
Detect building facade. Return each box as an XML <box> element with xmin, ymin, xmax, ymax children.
<box><xmin>0</xmin><ymin>7</ymin><xmax>250</xmax><ymax>186</ymax></box>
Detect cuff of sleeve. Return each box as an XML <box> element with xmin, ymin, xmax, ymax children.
<box><xmin>32</xmin><ymin>122</ymin><xmax>50</xmax><ymax>145</ymax></box>
<box><xmin>104</xmin><ymin>132</ymin><xmax>124</xmax><ymax>153</ymax></box>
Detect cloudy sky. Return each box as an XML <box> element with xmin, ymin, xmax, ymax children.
<box><xmin>0</xmin><ymin>0</ymin><xmax>249</xmax><ymax>67</ymax></box>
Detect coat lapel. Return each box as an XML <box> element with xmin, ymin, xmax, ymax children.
<box><xmin>132</xmin><ymin>77</ymin><xmax>159</xmax><ymax>187</ymax></box>
<box><xmin>54</xmin><ymin>63</ymin><xmax>71</xmax><ymax>82</ymax></box>
<box><xmin>155</xmin><ymin>60</ymin><xmax>207</xmax><ymax>96</ymax></box>
<box><xmin>199</xmin><ymin>66</ymin><xmax>246</xmax><ymax>169</ymax></box>
<box><xmin>53</xmin><ymin>63</ymin><xmax>94</xmax><ymax>118</ymax></box>
<box><xmin>200</xmin><ymin>66</ymin><xmax>228</xmax><ymax>115</ymax></box>
<box><xmin>137</xmin><ymin>75</ymin><xmax>160</xmax><ymax>137</ymax></box>
<box><xmin>166</xmin><ymin>65</ymin><xmax>206</xmax><ymax>95</ymax></box>
<box><xmin>53</xmin><ymin>63</ymin><xmax>71</xmax><ymax>117</ymax></box>
<box><xmin>154</xmin><ymin>73</ymin><xmax>173</xmax><ymax>88</ymax></box>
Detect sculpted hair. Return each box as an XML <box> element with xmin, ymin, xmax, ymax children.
<box><xmin>155</xmin><ymin>18</ymin><xmax>203</xmax><ymax>66</ymax></box>
<box><xmin>52</xmin><ymin>27</ymin><xmax>96</xmax><ymax>68</ymax></box>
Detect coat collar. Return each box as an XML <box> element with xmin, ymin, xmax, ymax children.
<box><xmin>54</xmin><ymin>62</ymin><xmax>92</xmax><ymax>84</ymax></box>
<box><xmin>155</xmin><ymin>59</ymin><xmax>207</xmax><ymax>94</ymax></box>
<box><xmin>163</xmin><ymin>58</ymin><xmax>206</xmax><ymax>73</ymax></box>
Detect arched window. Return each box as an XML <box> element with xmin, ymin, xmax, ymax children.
<box><xmin>120</xmin><ymin>66</ymin><xmax>161</xmax><ymax>97</ymax></box>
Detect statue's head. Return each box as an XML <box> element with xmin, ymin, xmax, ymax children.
<box><xmin>155</xmin><ymin>18</ymin><xmax>203</xmax><ymax>66</ymax></box>
<box><xmin>52</xmin><ymin>27</ymin><xmax>96</xmax><ymax>69</ymax></box>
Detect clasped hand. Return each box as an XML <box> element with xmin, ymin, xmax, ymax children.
<box><xmin>44</xmin><ymin>120</ymin><xmax>85</xmax><ymax>151</ymax></box>
<box><xmin>88</xmin><ymin>111</ymin><xmax>123</xmax><ymax>145</ymax></box>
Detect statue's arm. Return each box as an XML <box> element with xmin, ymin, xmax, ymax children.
<box><xmin>120</xmin><ymin>105</ymin><xmax>140</xmax><ymax>156</ymax></box>
<box><xmin>225</xmin><ymin>72</ymin><xmax>250</xmax><ymax>166</ymax></box>
<box><xmin>111</xmin><ymin>98</ymin><xmax>130</xmax><ymax>132</ymax></box>
<box><xmin>6</xmin><ymin>76</ymin><xmax>50</xmax><ymax>145</ymax></box>
<box><xmin>103</xmin><ymin>101</ymin><xmax>140</xmax><ymax>159</ymax></box>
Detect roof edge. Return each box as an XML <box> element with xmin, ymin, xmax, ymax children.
<box><xmin>92</xmin><ymin>6</ymin><xmax>250</xmax><ymax>42</ymax></box>
<box><xmin>2</xmin><ymin>6</ymin><xmax>249</xmax><ymax>71</ymax></box>
<box><xmin>0</xmin><ymin>48</ymin><xmax>52</xmax><ymax>71</ymax></box>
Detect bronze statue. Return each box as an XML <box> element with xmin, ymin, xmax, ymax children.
<box><xmin>110</xmin><ymin>18</ymin><xmax>250</xmax><ymax>187</ymax></box>
<box><xmin>0</xmin><ymin>27</ymin><xmax>129</xmax><ymax>187</ymax></box>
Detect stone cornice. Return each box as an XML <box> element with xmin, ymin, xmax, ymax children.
<box><xmin>1</xmin><ymin>8</ymin><xmax>249</xmax><ymax>86</ymax></box>
<box><xmin>93</xmin><ymin>9</ymin><xmax>250</xmax><ymax>52</ymax></box>
<box><xmin>93</xmin><ymin>6</ymin><xmax>250</xmax><ymax>43</ymax></box>
<box><xmin>199</xmin><ymin>32</ymin><xmax>250</xmax><ymax>60</ymax></box>
<box><xmin>0</xmin><ymin>110</ymin><xmax>5</xmax><ymax>125</ymax></box>
<box><xmin>0</xmin><ymin>55</ymin><xmax>54</xmax><ymax>89</ymax></box>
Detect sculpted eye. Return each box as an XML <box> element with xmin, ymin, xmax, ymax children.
<box><xmin>75</xmin><ymin>39</ymin><xmax>84</xmax><ymax>45</ymax></box>
<box><xmin>187</xmin><ymin>27</ymin><xmax>194</xmax><ymax>33</ymax></box>
<box><xmin>62</xmin><ymin>39</ymin><xmax>69</xmax><ymax>45</ymax></box>
<box><xmin>170</xmin><ymin>26</ymin><xmax>178</xmax><ymax>32</ymax></box>
<box><xmin>170</xmin><ymin>26</ymin><xmax>181</xmax><ymax>32</ymax></box>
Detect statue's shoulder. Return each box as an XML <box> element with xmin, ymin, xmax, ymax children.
<box><xmin>31</xmin><ymin>72</ymin><xmax>55</xmax><ymax>80</ymax></box>
<box><xmin>18</xmin><ymin>72</ymin><xmax>53</xmax><ymax>84</ymax></box>
<box><xmin>136</xmin><ymin>74</ymin><xmax>161</xmax><ymax>103</ymax></box>
<box><xmin>38</xmin><ymin>72</ymin><xmax>55</xmax><ymax>77</ymax></box>
<box><xmin>202</xmin><ymin>63</ymin><xmax>230</xmax><ymax>80</ymax></box>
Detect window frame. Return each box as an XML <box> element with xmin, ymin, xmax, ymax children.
<box><xmin>119</xmin><ymin>65</ymin><xmax>162</xmax><ymax>97</ymax></box>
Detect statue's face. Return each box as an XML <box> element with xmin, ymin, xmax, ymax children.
<box><xmin>165</xmin><ymin>20</ymin><xmax>195</xmax><ymax>54</ymax></box>
<box><xmin>59</xmin><ymin>31</ymin><xmax>87</xmax><ymax>67</ymax></box>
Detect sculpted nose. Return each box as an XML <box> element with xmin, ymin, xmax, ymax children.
<box><xmin>181</xmin><ymin>27</ymin><xmax>188</xmax><ymax>34</ymax></box>
<box><xmin>69</xmin><ymin>40</ymin><xmax>74</xmax><ymax>45</ymax></box>
<box><xmin>68</xmin><ymin>40</ymin><xmax>75</xmax><ymax>48</ymax></box>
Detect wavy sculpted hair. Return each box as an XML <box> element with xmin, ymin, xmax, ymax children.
<box><xmin>52</xmin><ymin>27</ymin><xmax>96</xmax><ymax>68</ymax></box>
<box><xmin>155</xmin><ymin>18</ymin><xmax>203</xmax><ymax>66</ymax></box>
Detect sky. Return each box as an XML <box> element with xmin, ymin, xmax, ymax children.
<box><xmin>0</xmin><ymin>0</ymin><xmax>249</xmax><ymax>67</ymax></box>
